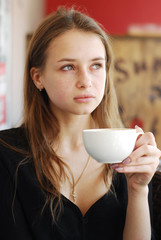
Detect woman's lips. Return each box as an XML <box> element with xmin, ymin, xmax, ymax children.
<box><xmin>74</xmin><ymin>94</ymin><xmax>95</xmax><ymax>103</ymax></box>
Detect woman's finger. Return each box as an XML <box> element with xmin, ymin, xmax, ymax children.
<box><xmin>123</xmin><ymin>155</ymin><xmax>160</xmax><ymax>167</ymax></box>
<box><xmin>130</xmin><ymin>145</ymin><xmax>161</xmax><ymax>162</ymax></box>
<box><xmin>135</xmin><ymin>131</ymin><xmax>157</xmax><ymax>149</ymax></box>
<box><xmin>113</xmin><ymin>159</ymin><xmax>159</xmax><ymax>174</ymax></box>
<box><xmin>111</xmin><ymin>156</ymin><xmax>159</xmax><ymax>171</ymax></box>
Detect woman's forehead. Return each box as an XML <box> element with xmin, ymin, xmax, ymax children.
<box><xmin>46</xmin><ymin>29</ymin><xmax>106</xmax><ymax>62</ymax></box>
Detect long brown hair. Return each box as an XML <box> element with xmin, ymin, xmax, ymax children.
<box><xmin>23</xmin><ymin>6</ymin><xmax>123</xmax><ymax>221</ymax></box>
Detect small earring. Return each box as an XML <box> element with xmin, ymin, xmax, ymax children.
<box><xmin>39</xmin><ymin>87</ymin><xmax>44</xmax><ymax>92</ymax></box>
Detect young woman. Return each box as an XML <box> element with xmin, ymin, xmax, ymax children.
<box><xmin>0</xmin><ymin>7</ymin><xmax>160</xmax><ymax>240</ymax></box>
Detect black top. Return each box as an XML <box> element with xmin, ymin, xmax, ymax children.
<box><xmin>0</xmin><ymin>127</ymin><xmax>155</xmax><ymax>240</ymax></box>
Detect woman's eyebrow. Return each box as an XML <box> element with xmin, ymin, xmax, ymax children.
<box><xmin>91</xmin><ymin>57</ymin><xmax>105</xmax><ymax>61</ymax></box>
<box><xmin>57</xmin><ymin>57</ymin><xmax>105</xmax><ymax>63</ymax></box>
<box><xmin>57</xmin><ymin>58</ymin><xmax>76</xmax><ymax>62</ymax></box>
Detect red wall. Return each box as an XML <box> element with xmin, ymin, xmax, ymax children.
<box><xmin>45</xmin><ymin>0</ymin><xmax>161</xmax><ymax>34</ymax></box>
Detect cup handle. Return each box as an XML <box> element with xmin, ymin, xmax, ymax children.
<box><xmin>136</xmin><ymin>131</ymin><xmax>144</xmax><ymax>138</ymax></box>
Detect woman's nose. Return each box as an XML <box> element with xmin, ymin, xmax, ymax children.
<box><xmin>76</xmin><ymin>68</ymin><xmax>92</xmax><ymax>88</ymax></box>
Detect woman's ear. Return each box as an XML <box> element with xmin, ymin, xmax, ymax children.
<box><xmin>30</xmin><ymin>67</ymin><xmax>44</xmax><ymax>91</ymax></box>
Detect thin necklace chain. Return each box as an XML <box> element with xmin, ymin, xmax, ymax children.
<box><xmin>69</xmin><ymin>155</ymin><xmax>90</xmax><ymax>202</ymax></box>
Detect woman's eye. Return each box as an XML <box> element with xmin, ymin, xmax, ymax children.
<box><xmin>92</xmin><ymin>63</ymin><xmax>102</xmax><ymax>69</ymax></box>
<box><xmin>61</xmin><ymin>65</ymin><xmax>73</xmax><ymax>71</ymax></box>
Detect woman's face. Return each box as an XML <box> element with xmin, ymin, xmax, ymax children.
<box><xmin>37</xmin><ymin>29</ymin><xmax>106</xmax><ymax>117</ymax></box>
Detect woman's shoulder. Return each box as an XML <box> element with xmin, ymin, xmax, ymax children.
<box><xmin>0</xmin><ymin>126</ymin><xmax>27</xmax><ymax>148</ymax></box>
<box><xmin>0</xmin><ymin>126</ymin><xmax>30</xmax><ymax>172</ymax></box>
<box><xmin>0</xmin><ymin>126</ymin><xmax>25</xmax><ymax>138</ymax></box>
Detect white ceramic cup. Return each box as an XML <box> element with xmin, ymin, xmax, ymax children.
<box><xmin>82</xmin><ymin>128</ymin><xmax>142</xmax><ymax>164</ymax></box>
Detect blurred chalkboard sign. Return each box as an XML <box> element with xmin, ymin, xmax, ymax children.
<box><xmin>112</xmin><ymin>35</ymin><xmax>161</xmax><ymax>149</ymax></box>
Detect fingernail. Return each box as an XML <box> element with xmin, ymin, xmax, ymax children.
<box><xmin>122</xmin><ymin>158</ymin><xmax>131</xmax><ymax>165</ymax></box>
<box><xmin>110</xmin><ymin>164</ymin><xmax>119</xmax><ymax>169</ymax></box>
<box><xmin>115</xmin><ymin>167</ymin><xmax>124</xmax><ymax>172</ymax></box>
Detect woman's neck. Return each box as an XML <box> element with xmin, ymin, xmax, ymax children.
<box><xmin>53</xmin><ymin>114</ymin><xmax>94</xmax><ymax>152</ymax></box>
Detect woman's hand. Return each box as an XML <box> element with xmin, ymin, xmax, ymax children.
<box><xmin>111</xmin><ymin>126</ymin><xmax>161</xmax><ymax>192</ymax></box>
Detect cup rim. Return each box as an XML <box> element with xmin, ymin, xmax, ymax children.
<box><xmin>83</xmin><ymin>128</ymin><xmax>136</xmax><ymax>132</ymax></box>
